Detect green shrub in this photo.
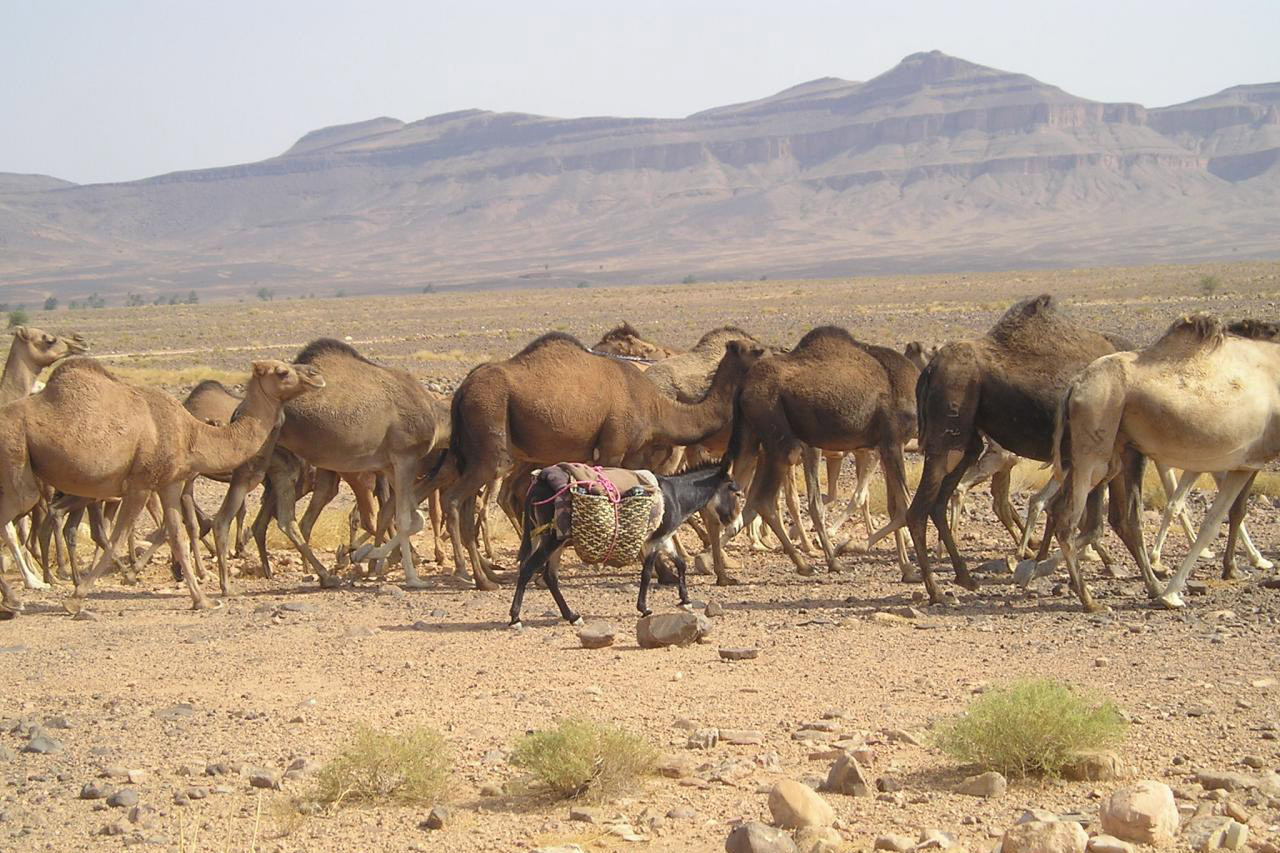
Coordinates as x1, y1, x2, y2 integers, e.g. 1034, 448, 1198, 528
1199, 274, 1221, 295
932, 679, 1126, 778
7, 309, 29, 328
511, 717, 657, 801
312, 726, 450, 808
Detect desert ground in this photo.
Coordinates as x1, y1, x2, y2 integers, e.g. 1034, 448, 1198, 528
2, 261, 1280, 853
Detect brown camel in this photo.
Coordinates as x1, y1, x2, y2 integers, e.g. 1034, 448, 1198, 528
875, 295, 1155, 605
590, 323, 677, 362
0, 358, 323, 615
0, 326, 89, 590
440, 332, 763, 588
718, 327, 919, 580
213, 339, 446, 591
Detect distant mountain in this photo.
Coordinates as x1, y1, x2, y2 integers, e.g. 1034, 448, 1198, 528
2, 50, 1277, 302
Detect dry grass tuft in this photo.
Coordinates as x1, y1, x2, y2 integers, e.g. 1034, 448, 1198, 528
510, 717, 658, 802
932, 678, 1126, 778
313, 726, 451, 809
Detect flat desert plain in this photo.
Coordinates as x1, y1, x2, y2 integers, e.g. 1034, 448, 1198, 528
2, 261, 1279, 853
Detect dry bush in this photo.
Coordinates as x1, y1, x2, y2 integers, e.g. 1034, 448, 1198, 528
932, 678, 1126, 778
511, 718, 657, 801
313, 726, 451, 809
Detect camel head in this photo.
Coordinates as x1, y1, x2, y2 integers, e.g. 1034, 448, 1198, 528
593, 323, 671, 360
251, 360, 326, 401
903, 341, 938, 370
13, 326, 90, 367
723, 339, 767, 372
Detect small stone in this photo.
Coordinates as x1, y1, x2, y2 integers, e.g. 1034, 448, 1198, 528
719, 647, 760, 661
479, 781, 502, 797
247, 770, 279, 790
884, 728, 921, 746
184, 786, 209, 800
72, 609, 98, 621
688, 728, 719, 749
577, 621, 616, 649
81, 781, 112, 800
768, 779, 835, 828
957, 771, 1007, 798
377, 584, 406, 598
22, 735, 62, 754
875, 834, 916, 852
279, 602, 317, 613
1240, 756, 1265, 769
344, 625, 378, 638
410, 620, 431, 631
1087, 835, 1134, 853
795, 825, 843, 853
153, 703, 195, 721
99, 821, 128, 836
127, 769, 147, 784
0, 744, 14, 761
1223, 800, 1249, 823
1100, 780, 1179, 845
107, 789, 139, 808
667, 805, 697, 820
1064, 751, 1125, 782
636, 611, 712, 648
569, 806, 603, 823
1196, 770, 1259, 792
979, 556, 1012, 574
657, 754, 696, 778
792, 729, 838, 743
824, 753, 870, 797
420, 805, 450, 830
1222, 820, 1248, 850
1002, 820, 1087, 853
128, 805, 157, 826
1250, 677, 1277, 688
876, 775, 903, 792
705, 601, 724, 617
1095, 656, 1110, 667
720, 729, 765, 745
726, 821, 799, 853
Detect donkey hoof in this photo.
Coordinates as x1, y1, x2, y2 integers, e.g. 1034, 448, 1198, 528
677, 602, 693, 611
508, 620, 523, 631
639, 609, 653, 618
569, 615, 584, 627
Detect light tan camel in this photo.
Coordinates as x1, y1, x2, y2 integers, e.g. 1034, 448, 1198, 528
441, 332, 763, 588
1049, 315, 1280, 610
717, 327, 918, 580
0, 326, 89, 590
214, 339, 446, 592
590, 323, 677, 362
0, 358, 323, 616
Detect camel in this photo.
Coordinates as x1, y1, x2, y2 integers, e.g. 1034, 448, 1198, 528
874, 295, 1156, 604
440, 332, 763, 589
590, 323, 676, 362
0, 326, 89, 590
718, 327, 918, 580
213, 339, 446, 592
903, 341, 938, 371
1048, 315, 1280, 610
0, 358, 323, 616
1151, 470, 1271, 573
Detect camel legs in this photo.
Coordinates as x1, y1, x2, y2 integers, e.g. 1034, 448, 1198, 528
745, 446, 816, 576
4, 521, 47, 590
801, 446, 838, 571
1157, 469, 1254, 608
784, 465, 816, 555
213, 467, 263, 590
441, 466, 502, 590
179, 479, 209, 584
1016, 477, 1059, 560
154, 482, 217, 610
267, 465, 340, 590
64, 489, 151, 611
989, 468, 1028, 547
1222, 472, 1263, 578
903, 431, 984, 603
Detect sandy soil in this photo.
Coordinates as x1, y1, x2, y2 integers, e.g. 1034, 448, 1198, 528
2, 263, 1280, 852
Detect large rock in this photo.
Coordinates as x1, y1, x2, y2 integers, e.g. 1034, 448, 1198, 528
1063, 750, 1124, 781
957, 770, 1007, 798
794, 825, 843, 853
1086, 835, 1134, 853
1194, 770, 1259, 792
1182, 816, 1249, 851
1099, 780, 1179, 846
577, 622, 616, 649
767, 780, 835, 829
1001, 820, 1087, 853
726, 821, 798, 853
636, 612, 712, 648
823, 752, 871, 796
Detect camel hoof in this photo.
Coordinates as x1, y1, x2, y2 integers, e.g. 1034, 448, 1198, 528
23, 578, 51, 591
62, 597, 84, 615
1, 599, 24, 616
318, 574, 343, 589
474, 578, 500, 592
1254, 557, 1275, 571
403, 578, 430, 590
796, 564, 816, 577
192, 598, 223, 611
957, 574, 980, 592
1156, 592, 1186, 610
899, 570, 923, 584
715, 575, 741, 587
693, 555, 714, 576
1082, 600, 1107, 614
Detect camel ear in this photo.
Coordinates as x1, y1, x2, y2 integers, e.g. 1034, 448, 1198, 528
251, 360, 273, 376
749, 345, 765, 358
13, 326, 29, 341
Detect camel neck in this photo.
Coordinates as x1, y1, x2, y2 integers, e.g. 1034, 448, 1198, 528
653, 354, 741, 446
189, 375, 281, 474
0, 345, 40, 406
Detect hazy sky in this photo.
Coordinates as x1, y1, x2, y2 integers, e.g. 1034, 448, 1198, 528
3, 0, 1276, 185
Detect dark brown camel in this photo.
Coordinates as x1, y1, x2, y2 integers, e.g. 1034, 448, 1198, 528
874, 295, 1154, 604
439, 332, 763, 588
717, 327, 919, 580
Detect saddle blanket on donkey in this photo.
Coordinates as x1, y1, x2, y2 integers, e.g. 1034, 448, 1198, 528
531, 462, 665, 567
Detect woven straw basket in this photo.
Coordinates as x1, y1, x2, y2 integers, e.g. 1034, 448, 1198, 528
570, 490, 654, 567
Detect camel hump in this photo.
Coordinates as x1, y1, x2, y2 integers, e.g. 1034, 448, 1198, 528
1153, 314, 1226, 351
188, 379, 234, 397
514, 331, 586, 358
694, 325, 757, 349
794, 325, 856, 350
46, 356, 114, 383
1227, 318, 1280, 341
293, 337, 376, 366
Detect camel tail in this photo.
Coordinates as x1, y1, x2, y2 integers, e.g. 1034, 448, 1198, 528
1052, 384, 1073, 484
914, 357, 936, 440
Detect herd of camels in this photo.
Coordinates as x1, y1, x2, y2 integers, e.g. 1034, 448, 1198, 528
1, 293, 1278, 621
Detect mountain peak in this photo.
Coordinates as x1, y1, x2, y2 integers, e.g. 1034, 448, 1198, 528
869, 50, 1004, 89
